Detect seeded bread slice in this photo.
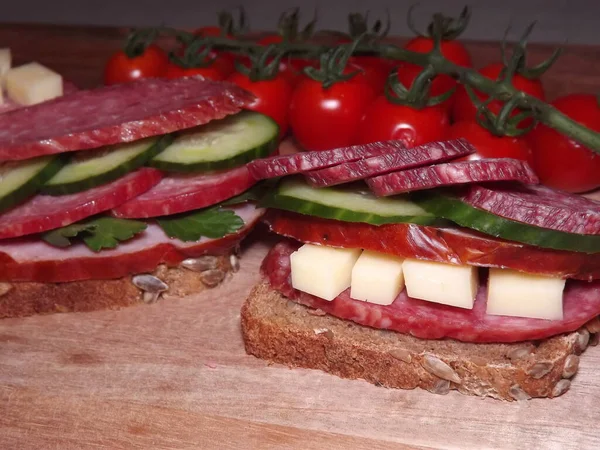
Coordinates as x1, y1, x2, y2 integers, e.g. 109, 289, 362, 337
0, 253, 237, 319
241, 281, 597, 401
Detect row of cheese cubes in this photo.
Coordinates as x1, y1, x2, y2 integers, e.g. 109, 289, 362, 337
290, 244, 565, 321
0, 48, 64, 106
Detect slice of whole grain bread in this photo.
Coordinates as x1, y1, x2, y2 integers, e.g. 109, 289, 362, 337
241, 281, 597, 401
0, 253, 237, 319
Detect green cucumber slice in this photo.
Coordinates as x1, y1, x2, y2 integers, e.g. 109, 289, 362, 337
260, 177, 438, 226
0, 155, 64, 213
413, 192, 600, 254
42, 135, 173, 195
149, 111, 279, 172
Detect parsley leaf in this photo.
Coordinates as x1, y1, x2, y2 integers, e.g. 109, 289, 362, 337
157, 207, 244, 242
220, 183, 269, 206
42, 217, 147, 252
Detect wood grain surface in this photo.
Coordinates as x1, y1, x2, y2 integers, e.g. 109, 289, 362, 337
0, 23, 599, 450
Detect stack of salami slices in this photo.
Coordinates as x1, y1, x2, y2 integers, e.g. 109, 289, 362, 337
242, 138, 600, 401
0, 77, 278, 318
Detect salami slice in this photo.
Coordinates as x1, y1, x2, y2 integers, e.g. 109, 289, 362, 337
0, 168, 162, 239
305, 139, 475, 187
111, 165, 256, 218
0, 204, 263, 283
265, 211, 600, 280
460, 184, 600, 235
247, 140, 406, 180
0, 81, 79, 115
264, 240, 600, 343
0, 77, 253, 162
368, 158, 539, 196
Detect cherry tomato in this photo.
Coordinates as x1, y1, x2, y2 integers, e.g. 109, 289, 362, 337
258, 34, 284, 46
194, 26, 229, 37
256, 34, 314, 87
447, 120, 533, 163
349, 56, 392, 94
289, 76, 376, 151
165, 64, 225, 81
356, 96, 450, 148
192, 28, 237, 77
104, 45, 169, 85
228, 72, 293, 136
398, 37, 472, 109
527, 94, 600, 193
452, 63, 545, 124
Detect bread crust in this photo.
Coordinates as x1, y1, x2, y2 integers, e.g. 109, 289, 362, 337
0, 253, 235, 319
241, 281, 595, 401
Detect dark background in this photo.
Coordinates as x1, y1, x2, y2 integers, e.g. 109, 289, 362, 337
1, 0, 599, 44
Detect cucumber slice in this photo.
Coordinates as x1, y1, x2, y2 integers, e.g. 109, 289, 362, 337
260, 177, 438, 226
0, 155, 64, 213
413, 192, 600, 254
149, 111, 279, 172
42, 135, 173, 195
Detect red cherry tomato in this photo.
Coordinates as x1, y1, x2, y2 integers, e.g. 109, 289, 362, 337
194, 26, 229, 38
289, 76, 376, 151
356, 96, 450, 148
527, 94, 600, 193
258, 34, 284, 46
227, 72, 293, 136
256, 34, 314, 87
447, 120, 533, 163
349, 56, 392, 95
452, 63, 545, 124
165, 64, 225, 81
398, 37, 472, 109
191, 28, 237, 77
104, 45, 169, 85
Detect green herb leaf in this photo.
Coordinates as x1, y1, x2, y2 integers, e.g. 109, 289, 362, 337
42, 223, 97, 248
157, 207, 245, 242
42, 217, 147, 252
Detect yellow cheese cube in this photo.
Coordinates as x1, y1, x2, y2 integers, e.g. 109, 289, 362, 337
402, 259, 478, 309
0, 48, 10, 102
350, 250, 404, 305
290, 244, 362, 301
5, 62, 63, 106
486, 269, 565, 320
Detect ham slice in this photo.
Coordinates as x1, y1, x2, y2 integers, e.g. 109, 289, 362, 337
0, 204, 264, 283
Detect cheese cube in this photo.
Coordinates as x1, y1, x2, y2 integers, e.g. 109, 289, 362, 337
5, 62, 63, 106
0, 48, 11, 82
290, 244, 362, 301
402, 259, 478, 309
486, 269, 565, 320
350, 251, 404, 305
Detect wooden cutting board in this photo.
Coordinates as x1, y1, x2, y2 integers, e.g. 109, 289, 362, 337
0, 24, 599, 450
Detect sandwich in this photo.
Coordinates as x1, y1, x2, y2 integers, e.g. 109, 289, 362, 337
241, 139, 600, 401
0, 76, 278, 318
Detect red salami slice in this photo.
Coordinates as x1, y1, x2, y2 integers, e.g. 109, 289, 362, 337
263, 241, 600, 343
0, 77, 253, 162
247, 140, 406, 180
266, 211, 600, 280
0, 168, 162, 239
305, 139, 475, 187
368, 158, 539, 196
111, 165, 256, 218
460, 184, 600, 235
0, 81, 79, 115
0, 204, 263, 283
